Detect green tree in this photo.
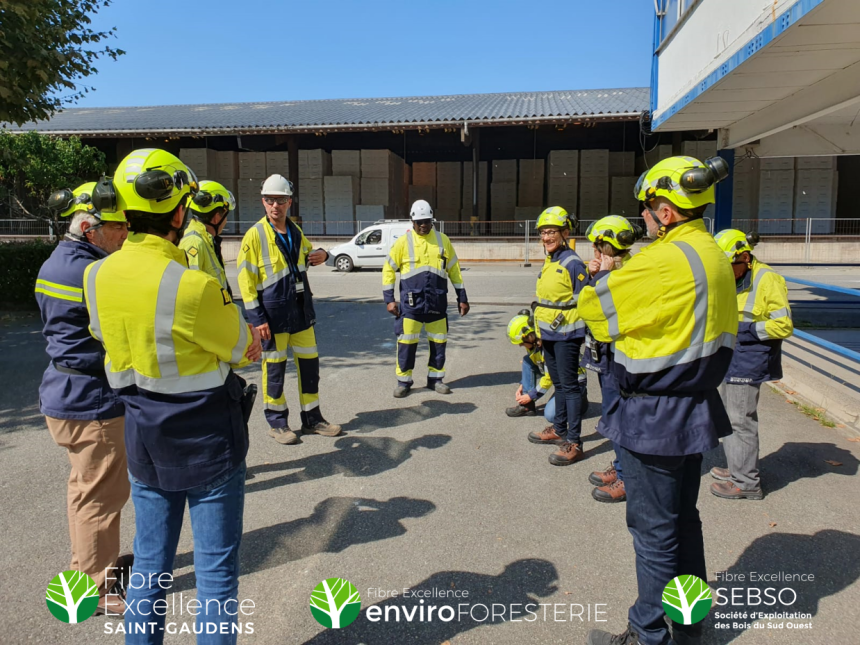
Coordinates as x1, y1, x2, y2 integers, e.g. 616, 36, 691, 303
0, 130, 106, 220
309, 578, 361, 629
46, 570, 99, 623
662, 575, 713, 625
0, 0, 125, 126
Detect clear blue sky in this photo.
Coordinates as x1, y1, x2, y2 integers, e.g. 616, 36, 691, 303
79, 0, 653, 107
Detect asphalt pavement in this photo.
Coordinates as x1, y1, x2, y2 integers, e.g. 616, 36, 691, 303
1, 264, 859, 644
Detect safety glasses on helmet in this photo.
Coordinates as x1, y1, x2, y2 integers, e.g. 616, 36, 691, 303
91, 167, 199, 213
263, 196, 290, 206
193, 189, 236, 210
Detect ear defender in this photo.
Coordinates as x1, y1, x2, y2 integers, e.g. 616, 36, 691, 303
680, 156, 730, 192
92, 176, 118, 212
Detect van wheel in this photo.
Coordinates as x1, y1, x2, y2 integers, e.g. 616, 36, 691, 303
335, 255, 354, 272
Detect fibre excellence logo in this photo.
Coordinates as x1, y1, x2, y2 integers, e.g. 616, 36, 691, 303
662, 575, 713, 625
46, 570, 99, 624
309, 578, 361, 629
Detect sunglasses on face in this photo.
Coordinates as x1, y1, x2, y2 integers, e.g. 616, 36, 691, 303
263, 196, 290, 206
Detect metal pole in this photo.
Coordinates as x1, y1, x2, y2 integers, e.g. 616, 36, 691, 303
805, 217, 812, 264
523, 221, 531, 267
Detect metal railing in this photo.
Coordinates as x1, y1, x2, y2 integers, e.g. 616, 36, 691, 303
0, 218, 63, 239
784, 277, 860, 364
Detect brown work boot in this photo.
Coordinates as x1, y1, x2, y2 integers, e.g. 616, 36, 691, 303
528, 425, 566, 445
269, 427, 300, 445
710, 466, 731, 481
588, 464, 618, 486
94, 593, 126, 617
710, 481, 763, 500
592, 479, 627, 503
549, 442, 584, 466
301, 418, 342, 437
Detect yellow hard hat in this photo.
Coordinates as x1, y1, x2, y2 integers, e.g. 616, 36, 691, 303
190, 180, 236, 217
586, 215, 641, 250
536, 206, 576, 230
92, 148, 199, 216
714, 229, 760, 260
507, 310, 535, 345
634, 155, 729, 210
47, 182, 127, 223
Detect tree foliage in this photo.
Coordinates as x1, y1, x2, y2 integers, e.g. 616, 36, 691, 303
0, 130, 107, 219
0, 0, 125, 125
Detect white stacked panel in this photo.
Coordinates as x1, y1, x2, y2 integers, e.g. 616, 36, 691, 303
491, 183, 516, 220
412, 162, 436, 187
237, 178, 263, 226
301, 178, 325, 223
579, 176, 610, 220
324, 176, 359, 224
436, 162, 461, 221
331, 150, 361, 179
299, 149, 332, 179
731, 157, 759, 222
796, 156, 835, 170
760, 157, 794, 172
239, 152, 267, 179
794, 169, 837, 234
360, 150, 405, 217
408, 185, 436, 210
265, 152, 290, 178
214, 152, 239, 181
547, 150, 579, 214
356, 205, 386, 221
514, 206, 542, 221
492, 160, 517, 184
180, 148, 217, 179
636, 144, 673, 174
610, 177, 639, 218
518, 159, 545, 208
758, 169, 794, 234
580, 150, 609, 178
609, 152, 635, 178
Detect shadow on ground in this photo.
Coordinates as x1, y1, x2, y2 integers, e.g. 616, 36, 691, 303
245, 434, 452, 493
170, 495, 436, 593
303, 559, 559, 644
702, 529, 860, 645
342, 400, 477, 433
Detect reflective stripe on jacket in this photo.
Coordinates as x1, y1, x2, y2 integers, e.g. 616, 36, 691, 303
579, 219, 738, 456
179, 218, 229, 291
382, 229, 467, 318
35, 239, 123, 420
84, 232, 252, 491
534, 247, 589, 341
725, 258, 793, 385
237, 216, 316, 334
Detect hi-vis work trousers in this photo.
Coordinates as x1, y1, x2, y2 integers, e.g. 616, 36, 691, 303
262, 327, 320, 429
395, 315, 447, 385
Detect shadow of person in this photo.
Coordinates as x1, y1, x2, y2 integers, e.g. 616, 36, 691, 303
343, 400, 477, 434
703, 529, 860, 644
170, 496, 435, 593
703, 442, 858, 495
303, 558, 559, 644
445, 371, 521, 390
245, 434, 452, 494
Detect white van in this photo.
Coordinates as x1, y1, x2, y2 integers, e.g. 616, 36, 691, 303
326, 220, 414, 272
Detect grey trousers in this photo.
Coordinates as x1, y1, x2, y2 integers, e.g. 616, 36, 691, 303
718, 382, 762, 490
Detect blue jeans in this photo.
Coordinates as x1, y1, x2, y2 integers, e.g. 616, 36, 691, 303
523, 355, 586, 425
542, 339, 583, 445
125, 462, 246, 645
619, 446, 705, 645
598, 372, 624, 482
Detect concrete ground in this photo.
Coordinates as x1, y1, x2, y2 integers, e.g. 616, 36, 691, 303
1, 264, 859, 644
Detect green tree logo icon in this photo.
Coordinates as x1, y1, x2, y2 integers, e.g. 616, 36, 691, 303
309, 578, 361, 629
662, 575, 713, 625
46, 570, 100, 623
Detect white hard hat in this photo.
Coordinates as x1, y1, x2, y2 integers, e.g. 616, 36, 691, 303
410, 199, 434, 221
261, 174, 293, 196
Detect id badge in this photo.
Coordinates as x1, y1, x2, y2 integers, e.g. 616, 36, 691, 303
408, 293, 414, 307
550, 313, 564, 331
295, 277, 305, 294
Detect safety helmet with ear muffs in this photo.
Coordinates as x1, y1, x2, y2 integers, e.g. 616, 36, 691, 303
635, 155, 729, 211
190, 180, 236, 220
586, 215, 643, 251
536, 206, 577, 232
49, 182, 128, 223
714, 228, 760, 261
93, 148, 199, 216
507, 310, 537, 346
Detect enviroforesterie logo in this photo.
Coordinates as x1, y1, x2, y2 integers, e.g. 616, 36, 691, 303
662, 575, 713, 625
46, 570, 99, 623
309, 578, 361, 629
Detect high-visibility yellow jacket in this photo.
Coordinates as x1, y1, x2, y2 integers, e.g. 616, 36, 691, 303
582, 252, 632, 375
179, 218, 229, 292
382, 229, 467, 319
725, 257, 792, 385
579, 219, 738, 455
534, 246, 589, 341
84, 232, 252, 491
237, 216, 318, 334
525, 344, 553, 402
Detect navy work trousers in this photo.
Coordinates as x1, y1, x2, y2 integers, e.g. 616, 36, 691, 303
541, 338, 583, 445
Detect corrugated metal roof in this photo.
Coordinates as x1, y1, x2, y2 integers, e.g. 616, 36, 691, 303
9, 88, 649, 135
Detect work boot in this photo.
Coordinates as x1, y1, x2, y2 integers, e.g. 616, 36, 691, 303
592, 479, 626, 503
549, 442, 584, 466
393, 384, 411, 398
528, 425, 566, 445
269, 426, 300, 445
94, 593, 127, 617
301, 418, 342, 437
710, 466, 732, 481
711, 481, 763, 500
429, 381, 452, 394
588, 464, 617, 486
587, 624, 642, 645
506, 401, 536, 417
